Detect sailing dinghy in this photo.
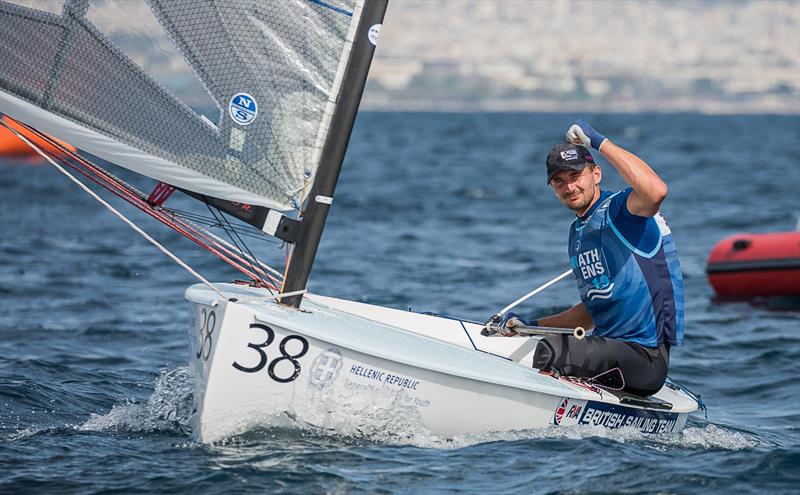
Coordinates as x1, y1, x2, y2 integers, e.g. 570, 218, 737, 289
0, 0, 702, 443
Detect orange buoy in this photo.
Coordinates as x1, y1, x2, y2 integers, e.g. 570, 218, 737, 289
706, 231, 800, 297
0, 116, 76, 157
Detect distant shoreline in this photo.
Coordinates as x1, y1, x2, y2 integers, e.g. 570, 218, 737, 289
361, 97, 800, 116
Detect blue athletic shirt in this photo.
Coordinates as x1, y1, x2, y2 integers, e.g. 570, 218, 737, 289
568, 188, 684, 347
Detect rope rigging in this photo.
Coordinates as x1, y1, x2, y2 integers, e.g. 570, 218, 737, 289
1, 116, 285, 292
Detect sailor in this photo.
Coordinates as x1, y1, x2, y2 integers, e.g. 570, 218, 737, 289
501, 120, 684, 396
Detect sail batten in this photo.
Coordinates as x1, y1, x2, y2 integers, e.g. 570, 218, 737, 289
0, 0, 365, 210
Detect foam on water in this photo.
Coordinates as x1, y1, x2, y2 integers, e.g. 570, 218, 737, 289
75, 366, 764, 453
79, 367, 194, 435
4, 426, 50, 443
357, 420, 765, 451
404, 422, 766, 451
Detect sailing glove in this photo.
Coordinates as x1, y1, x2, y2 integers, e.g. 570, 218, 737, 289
499, 311, 538, 330
567, 119, 607, 150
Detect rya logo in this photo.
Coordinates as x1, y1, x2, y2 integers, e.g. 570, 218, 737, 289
553, 398, 569, 425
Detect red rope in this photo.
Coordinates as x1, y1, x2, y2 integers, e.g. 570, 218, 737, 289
14, 120, 280, 290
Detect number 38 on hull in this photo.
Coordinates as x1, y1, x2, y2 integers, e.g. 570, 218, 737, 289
187, 283, 701, 444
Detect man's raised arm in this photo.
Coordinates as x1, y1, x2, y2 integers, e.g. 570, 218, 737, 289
567, 119, 668, 217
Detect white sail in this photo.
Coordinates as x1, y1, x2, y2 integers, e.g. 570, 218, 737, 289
0, 0, 363, 210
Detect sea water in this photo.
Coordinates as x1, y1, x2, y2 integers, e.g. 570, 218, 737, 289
1, 112, 798, 494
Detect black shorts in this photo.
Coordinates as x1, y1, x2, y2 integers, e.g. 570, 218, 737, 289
533, 335, 670, 397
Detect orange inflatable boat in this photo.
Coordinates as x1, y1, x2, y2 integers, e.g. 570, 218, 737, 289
707, 231, 800, 297
0, 116, 76, 157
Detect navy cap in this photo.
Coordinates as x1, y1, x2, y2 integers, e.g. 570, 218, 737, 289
545, 143, 595, 184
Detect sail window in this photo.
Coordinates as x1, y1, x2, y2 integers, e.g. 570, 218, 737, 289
0, 0, 364, 212
4, 0, 62, 15
85, 0, 220, 126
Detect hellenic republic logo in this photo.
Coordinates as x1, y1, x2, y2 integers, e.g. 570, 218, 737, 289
309, 348, 343, 389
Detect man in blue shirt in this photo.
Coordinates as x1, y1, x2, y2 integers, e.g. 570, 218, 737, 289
502, 120, 684, 396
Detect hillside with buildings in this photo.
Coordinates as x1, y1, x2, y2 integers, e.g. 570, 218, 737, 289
366, 0, 800, 113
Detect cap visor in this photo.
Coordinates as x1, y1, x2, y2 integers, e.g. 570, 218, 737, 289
546, 162, 589, 184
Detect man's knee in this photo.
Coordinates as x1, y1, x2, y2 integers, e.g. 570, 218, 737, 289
532, 335, 562, 370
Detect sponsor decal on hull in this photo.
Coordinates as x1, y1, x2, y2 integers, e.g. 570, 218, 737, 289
348, 364, 420, 390
578, 401, 679, 433
343, 362, 431, 409
552, 398, 584, 426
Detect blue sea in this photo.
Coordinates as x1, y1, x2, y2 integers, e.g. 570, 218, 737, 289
1, 112, 799, 494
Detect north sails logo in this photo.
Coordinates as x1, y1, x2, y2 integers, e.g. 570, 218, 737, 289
228, 92, 258, 125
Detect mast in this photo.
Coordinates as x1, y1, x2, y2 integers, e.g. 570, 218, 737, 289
280, 0, 389, 308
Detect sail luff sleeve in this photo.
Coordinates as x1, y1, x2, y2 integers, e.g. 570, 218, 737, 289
280, 0, 388, 308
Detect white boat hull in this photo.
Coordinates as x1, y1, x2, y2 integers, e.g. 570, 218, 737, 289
187, 283, 698, 443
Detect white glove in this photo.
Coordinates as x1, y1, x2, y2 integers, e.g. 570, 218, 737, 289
566, 119, 607, 150
566, 124, 591, 147
498, 316, 522, 336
